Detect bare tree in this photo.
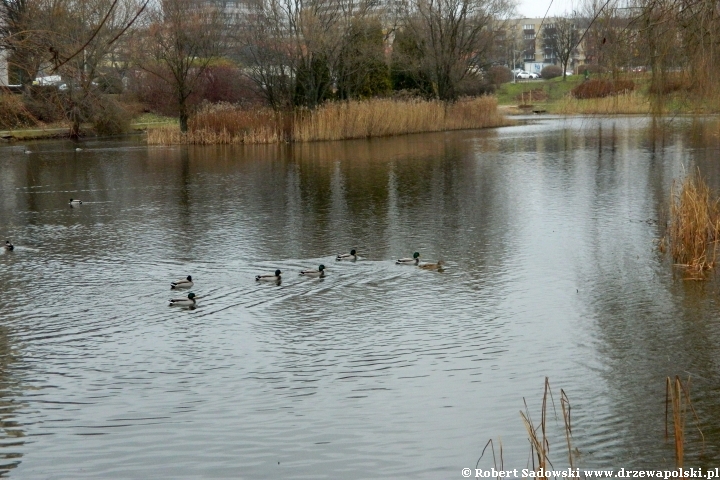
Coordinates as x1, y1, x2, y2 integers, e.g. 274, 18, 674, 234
240, 0, 392, 108
401, 0, 513, 101
137, 0, 227, 131
543, 15, 581, 80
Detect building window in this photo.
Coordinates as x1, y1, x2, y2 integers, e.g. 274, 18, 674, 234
523, 24, 534, 30
524, 33, 535, 40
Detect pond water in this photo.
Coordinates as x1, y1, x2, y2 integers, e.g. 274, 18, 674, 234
1, 116, 719, 478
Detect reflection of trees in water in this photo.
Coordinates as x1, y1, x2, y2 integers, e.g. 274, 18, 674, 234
576, 118, 720, 467
0, 325, 25, 475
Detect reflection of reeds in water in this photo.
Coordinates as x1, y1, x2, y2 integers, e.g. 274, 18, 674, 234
147, 97, 509, 145
665, 376, 704, 468
663, 170, 720, 278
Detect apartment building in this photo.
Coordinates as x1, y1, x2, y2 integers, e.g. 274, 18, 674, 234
499, 18, 586, 75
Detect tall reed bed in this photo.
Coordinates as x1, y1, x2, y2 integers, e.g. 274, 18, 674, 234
663, 170, 720, 277
553, 91, 650, 115
146, 97, 509, 145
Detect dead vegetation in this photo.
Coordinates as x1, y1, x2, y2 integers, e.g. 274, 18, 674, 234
662, 169, 720, 278
147, 97, 509, 145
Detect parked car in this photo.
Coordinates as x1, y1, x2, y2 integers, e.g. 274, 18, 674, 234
517, 71, 540, 79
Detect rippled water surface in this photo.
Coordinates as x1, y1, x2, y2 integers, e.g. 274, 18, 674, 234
1, 116, 720, 478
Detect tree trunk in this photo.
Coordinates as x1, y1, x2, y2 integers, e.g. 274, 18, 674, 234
70, 105, 81, 140
179, 101, 188, 133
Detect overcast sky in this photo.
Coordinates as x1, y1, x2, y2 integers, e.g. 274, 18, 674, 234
515, 0, 578, 18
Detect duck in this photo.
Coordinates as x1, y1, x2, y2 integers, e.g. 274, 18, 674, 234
418, 260, 445, 270
69, 198, 82, 205
256, 269, 282, 282
396, 252, 420, 265
171, 275, 193, 289
336, 249, 357, 261
300, 265, 325, 278
75, 147, 83, 152
4, 240, 13, 251
23, 149, 31, 154
169, 292, 197, 306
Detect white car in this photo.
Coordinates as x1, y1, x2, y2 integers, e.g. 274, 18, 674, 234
516, 71, 539, 79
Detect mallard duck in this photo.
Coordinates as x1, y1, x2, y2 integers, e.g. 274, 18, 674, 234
4, 240, 14, 251
336, 249, 357, 261
256, 269, 282, 282
418, 260, 445, 270
169, 292, 197, 306
69, 198, 82, 205
396, 252, 420, 265
300, 265, 325, 278
171, 275, 193, 289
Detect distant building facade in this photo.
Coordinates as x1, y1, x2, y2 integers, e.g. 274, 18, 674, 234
498, 18, 586, 74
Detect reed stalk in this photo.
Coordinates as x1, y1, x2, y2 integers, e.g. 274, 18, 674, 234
146, 97, 509, 145
665, 169, 720, 278
665, 376, 704, 467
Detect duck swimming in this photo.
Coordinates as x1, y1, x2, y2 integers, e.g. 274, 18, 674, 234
300, 265, 325, 278
418, 260, 445, 270
336, 249, 357, 261
256, 269, 282, 282
69, 198, 82, 205
4, 240, 13, 251
396, 252, 420, 265
171, 275, 193, 289
169, 292, 197, 306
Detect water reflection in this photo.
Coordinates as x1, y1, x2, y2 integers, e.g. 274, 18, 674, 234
1, 119, 720, 477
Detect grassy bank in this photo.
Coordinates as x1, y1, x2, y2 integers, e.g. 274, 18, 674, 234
497, 73, 720, 115
146, 97, 510, 145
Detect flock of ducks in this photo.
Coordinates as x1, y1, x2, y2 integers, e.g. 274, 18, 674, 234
168, 250, 445, 308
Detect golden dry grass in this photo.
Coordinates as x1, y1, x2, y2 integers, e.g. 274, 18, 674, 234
664, 170, 720, 277
146, 97, 509, 145
553, 91, 650, 115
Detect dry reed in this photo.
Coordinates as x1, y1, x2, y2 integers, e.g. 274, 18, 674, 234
665, 376, 704, 467
553, 92, 650, 115
518, 378, 577, 478
146, 97, 509, 145
665, 169, 720, 277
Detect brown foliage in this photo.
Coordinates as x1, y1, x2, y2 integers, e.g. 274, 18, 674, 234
648, 75, 690, 95
0, 93, 38, 129
127, 67, 262, 116
487, 66, 513, 85
540, 65, 563, 79
572, 79, 634, 99
575, 64, 606, 75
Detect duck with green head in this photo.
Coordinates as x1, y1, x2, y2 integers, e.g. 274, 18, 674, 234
256, 269, 282, 282
169, 292, 197, 306
300, 265, 325, 278
396, 252, 420, 265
